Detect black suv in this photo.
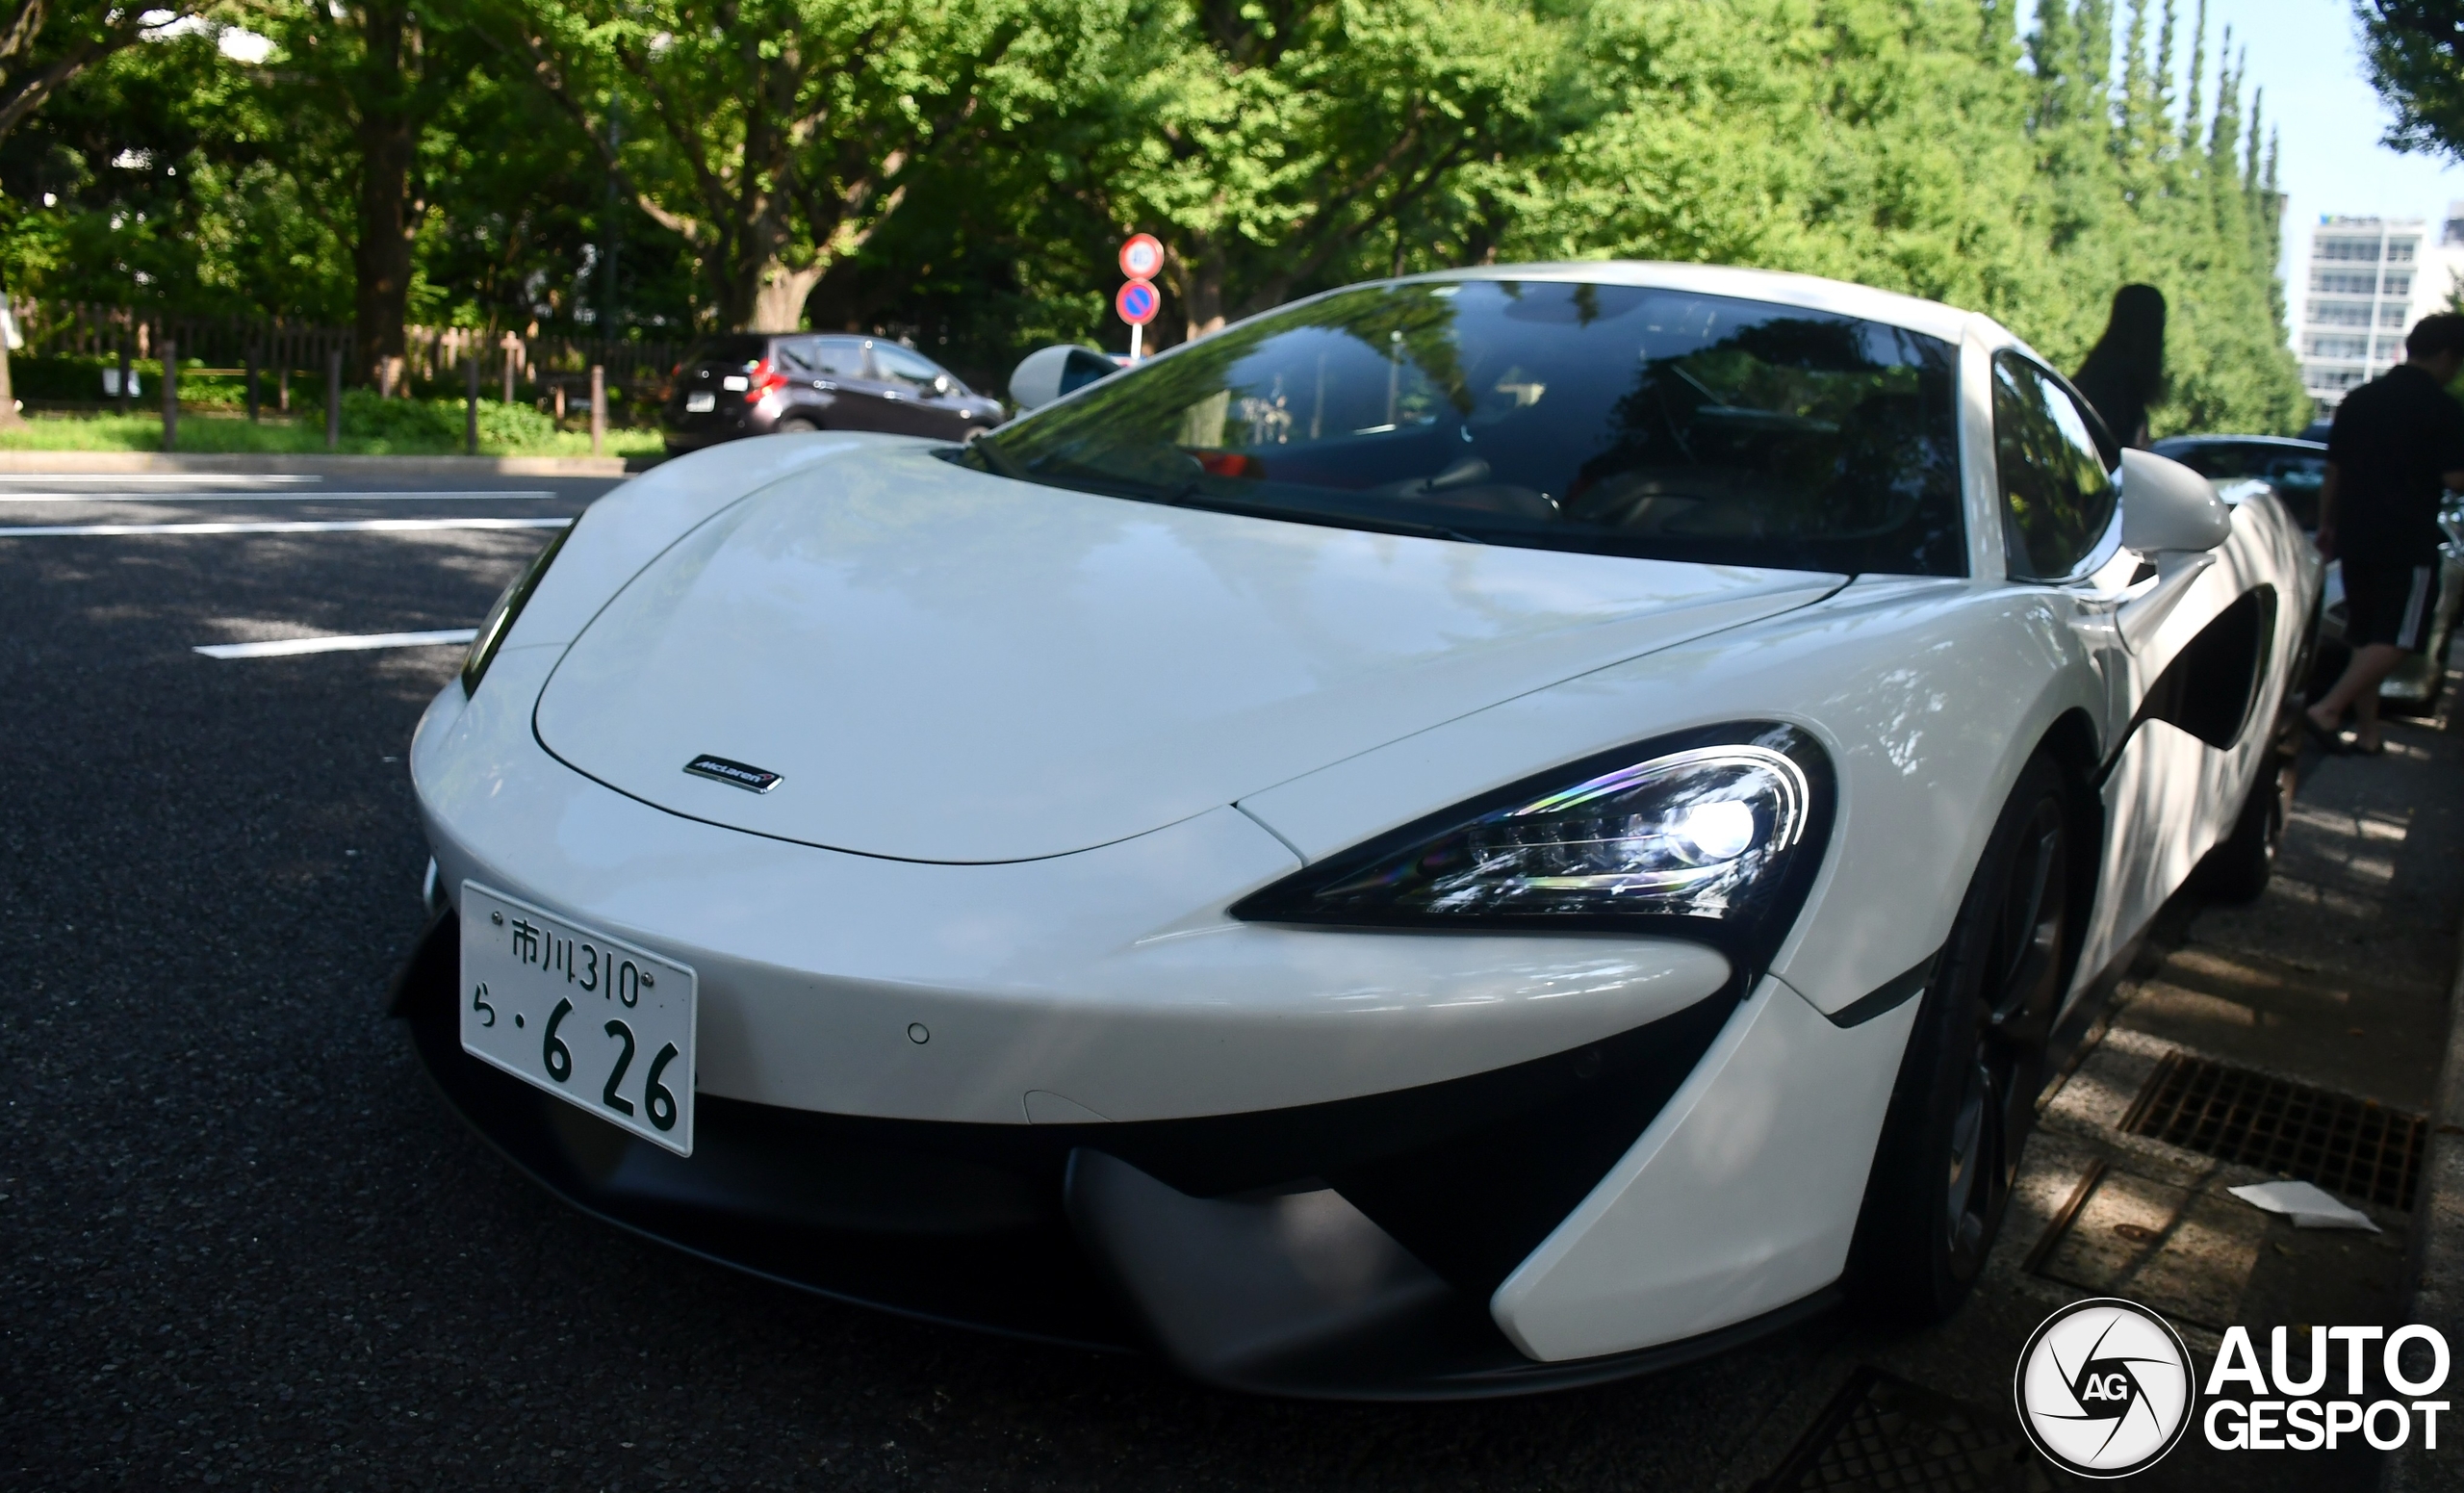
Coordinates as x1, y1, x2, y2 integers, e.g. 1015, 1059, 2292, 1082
664, 334, 1005, 453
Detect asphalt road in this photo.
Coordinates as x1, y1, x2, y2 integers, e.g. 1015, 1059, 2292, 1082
0, 468, 1861, 1492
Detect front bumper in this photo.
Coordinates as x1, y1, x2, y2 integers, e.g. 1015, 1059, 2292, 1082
393, 909, 1835, 1398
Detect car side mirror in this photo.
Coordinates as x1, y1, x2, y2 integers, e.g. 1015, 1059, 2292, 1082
1009, 345, 1117, 411
2118, 449, 2233, 553
931, 373, 952, 396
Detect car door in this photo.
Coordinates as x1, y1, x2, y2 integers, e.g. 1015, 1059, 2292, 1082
781, 337, 895, 431
1991, 352, 2269, 986
868, 343, 980, 438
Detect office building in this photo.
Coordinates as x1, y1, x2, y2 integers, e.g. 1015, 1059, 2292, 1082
2297, 207, 2464, 410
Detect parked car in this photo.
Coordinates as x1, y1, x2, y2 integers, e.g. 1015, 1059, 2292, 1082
399, 263, 2319, 1399
2153, 432, 2460, 712
662, 333, 1004, 453
2148, 434, 2325, 528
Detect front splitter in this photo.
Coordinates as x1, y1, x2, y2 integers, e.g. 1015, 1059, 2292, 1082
392, 909, 1835, 1398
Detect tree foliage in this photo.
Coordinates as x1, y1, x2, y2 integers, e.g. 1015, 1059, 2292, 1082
2360, 0, 2464, 160
0, 0, 2307, 431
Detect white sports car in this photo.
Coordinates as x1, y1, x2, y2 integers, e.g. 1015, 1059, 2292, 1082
394, 263, 2319, 1399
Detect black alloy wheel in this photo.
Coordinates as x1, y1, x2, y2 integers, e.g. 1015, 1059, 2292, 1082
1852, 751, 2077, 1322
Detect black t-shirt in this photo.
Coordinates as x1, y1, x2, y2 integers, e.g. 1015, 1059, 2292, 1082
2325, 363, 2464, 565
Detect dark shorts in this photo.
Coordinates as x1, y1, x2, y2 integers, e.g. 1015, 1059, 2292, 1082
2343, 560, 2440, 652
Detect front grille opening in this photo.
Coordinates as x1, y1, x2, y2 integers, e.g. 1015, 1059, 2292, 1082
2118, 1051, 2426, 1211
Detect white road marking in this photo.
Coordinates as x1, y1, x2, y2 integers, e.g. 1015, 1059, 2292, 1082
194, 628, 478, 659
0, 500, 559, 512
0, 473, 323, 485
0, 516, 572, 536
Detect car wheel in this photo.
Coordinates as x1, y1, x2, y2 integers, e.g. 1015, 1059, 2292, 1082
776, 416, 820, 434
1850, 751, 2077, 1323
2197, 751, 2291, 903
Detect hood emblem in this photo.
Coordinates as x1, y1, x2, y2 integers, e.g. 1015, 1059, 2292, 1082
684, 755, 783, 793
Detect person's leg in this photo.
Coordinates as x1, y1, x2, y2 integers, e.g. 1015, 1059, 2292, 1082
2313, 561, 2430, 749
2311, 641, 2406, 748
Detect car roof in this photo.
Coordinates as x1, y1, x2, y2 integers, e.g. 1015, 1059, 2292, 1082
1404, 261, 1987, 345
2150, 434, 2327, 452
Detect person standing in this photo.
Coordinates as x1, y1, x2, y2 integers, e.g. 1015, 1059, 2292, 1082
2072, 285, 2168, 449
2307, 312, 2464, 755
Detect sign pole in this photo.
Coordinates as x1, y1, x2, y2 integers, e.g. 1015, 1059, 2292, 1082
1130, 323, 1142, 363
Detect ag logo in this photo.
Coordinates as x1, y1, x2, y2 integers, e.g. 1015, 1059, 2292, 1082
2015, 1298, 2195, 1477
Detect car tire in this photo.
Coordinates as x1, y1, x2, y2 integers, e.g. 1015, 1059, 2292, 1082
2196, 751, 2291, 904
1849, 751, 2079, 1324
776, 416, 820, 434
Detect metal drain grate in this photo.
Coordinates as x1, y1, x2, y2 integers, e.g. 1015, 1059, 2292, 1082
2118, 1051, 2425, 1210
1755, 1368, 2066, 1491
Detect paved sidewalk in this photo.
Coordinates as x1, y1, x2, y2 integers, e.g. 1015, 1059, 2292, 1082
0, 450, 641, 476
1728, 649, 2464, 1491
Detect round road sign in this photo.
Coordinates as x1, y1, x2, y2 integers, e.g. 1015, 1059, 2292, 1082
1116, 279, 1160, 325
1119, 233, 1165, 280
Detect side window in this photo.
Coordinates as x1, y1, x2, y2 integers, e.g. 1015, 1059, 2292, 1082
1992, 351, 2118, 580
872, 343, 951, 392
806, 339, 867, 377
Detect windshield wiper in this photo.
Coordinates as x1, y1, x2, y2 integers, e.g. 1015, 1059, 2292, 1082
969, 435, 1029, 480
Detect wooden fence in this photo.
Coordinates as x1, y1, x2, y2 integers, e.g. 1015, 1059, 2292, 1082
13, 301, 691, 394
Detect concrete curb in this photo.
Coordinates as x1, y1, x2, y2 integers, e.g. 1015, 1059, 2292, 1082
0, 450, 644, 476
2387, 925, 2464, 1493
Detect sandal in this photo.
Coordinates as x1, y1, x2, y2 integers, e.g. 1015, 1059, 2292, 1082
2301, 713, 2350, 754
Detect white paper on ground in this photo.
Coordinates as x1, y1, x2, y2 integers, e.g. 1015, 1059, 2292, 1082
2227, 1180, 2382, 1232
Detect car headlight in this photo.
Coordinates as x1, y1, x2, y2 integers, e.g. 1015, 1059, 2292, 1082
1231, 722, 1833, 964
461, 521, 573, 696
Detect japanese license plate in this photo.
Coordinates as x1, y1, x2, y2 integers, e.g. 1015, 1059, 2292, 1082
460, 882, 697, 1156
685, 391, 716, 413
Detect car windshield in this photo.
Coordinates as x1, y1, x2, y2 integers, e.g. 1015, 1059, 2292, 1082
2158, 441, 2327, 527
970, 279, 1965, 575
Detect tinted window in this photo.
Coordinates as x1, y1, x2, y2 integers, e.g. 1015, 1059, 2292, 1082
873, 343, 952, 390
684, 335, 768, 368
1992, 352, 2118, 579
781, 338, 866, 377
972, 280, 1964, 575
808, 340, 867, 376
2158, 441, 2327, 527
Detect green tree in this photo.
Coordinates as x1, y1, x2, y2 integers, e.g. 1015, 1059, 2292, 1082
1076, 0, 1566, 341
0, 0, 208, 418
2359, 0, 2464, 160
0, 20, 350, 321
241, 0, 490, 373
494, 0, 1118, 331
1495, 0, 2302, 433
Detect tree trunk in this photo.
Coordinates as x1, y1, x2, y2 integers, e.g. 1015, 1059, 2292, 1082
1175, 245, 1226, 343
746, 258, 826, 332
0, 321, 21, 428
352, 0, 417, 384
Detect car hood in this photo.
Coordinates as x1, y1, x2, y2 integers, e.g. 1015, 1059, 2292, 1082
534, 443, 1845, 863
